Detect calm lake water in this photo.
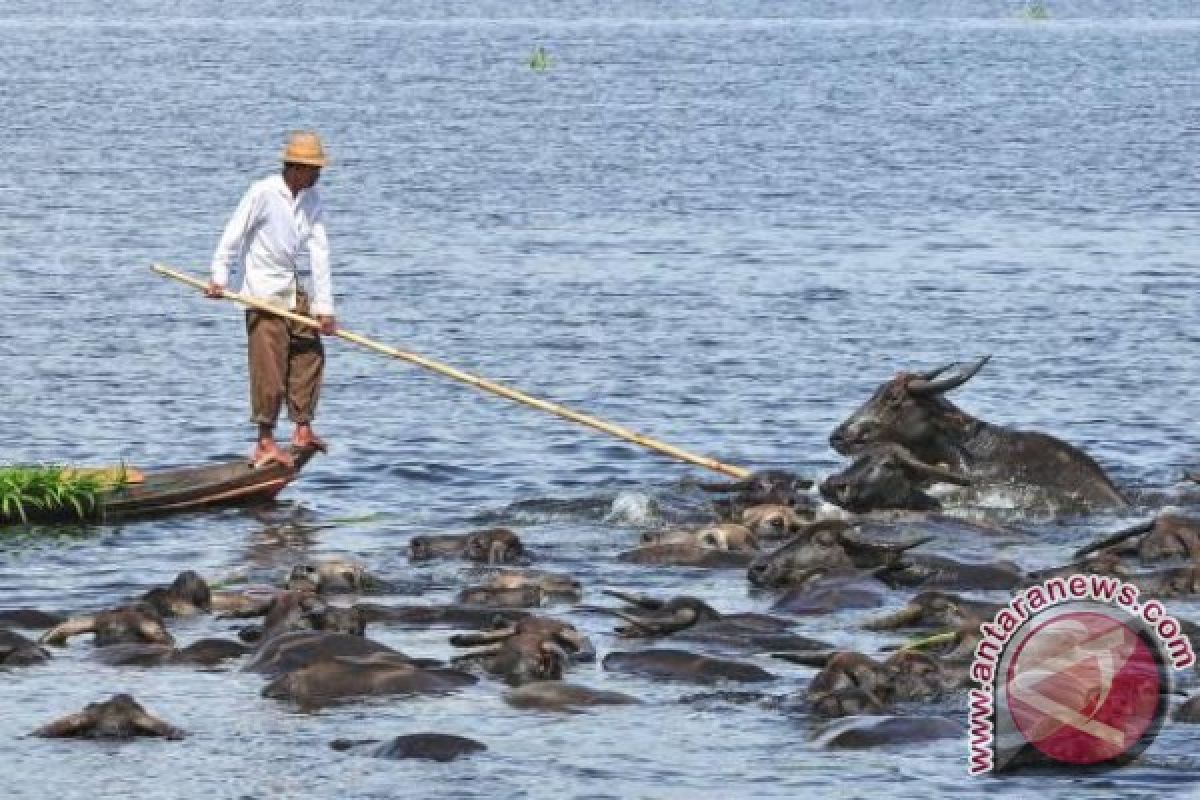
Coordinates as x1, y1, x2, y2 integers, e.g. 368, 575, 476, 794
2, 3, 1200, 798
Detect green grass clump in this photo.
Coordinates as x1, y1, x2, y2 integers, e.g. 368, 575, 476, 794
0, 465, 125, 525
1022, 2, 1050, 19
529, 46, 550, 72
899, 630, 961, 652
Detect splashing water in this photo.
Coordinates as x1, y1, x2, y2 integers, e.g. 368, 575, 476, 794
605, 491, 660, 526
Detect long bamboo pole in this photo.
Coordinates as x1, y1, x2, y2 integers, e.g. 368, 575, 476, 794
152, 264, 753, 480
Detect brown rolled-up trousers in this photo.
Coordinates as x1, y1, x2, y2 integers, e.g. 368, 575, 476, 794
245, 292, 324, 427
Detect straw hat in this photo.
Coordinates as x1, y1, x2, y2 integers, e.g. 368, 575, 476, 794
281, 131, 328, 168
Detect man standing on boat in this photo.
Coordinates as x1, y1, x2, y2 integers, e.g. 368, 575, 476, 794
205, 131, 336, 469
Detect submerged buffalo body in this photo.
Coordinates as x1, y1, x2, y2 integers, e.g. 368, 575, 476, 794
32, 694, 184, 740
262, 657, 477, 707
505, 682, 640, 711
0, 629, 51, 666
41, 606, 174, 648
602, 649, 776, 684
332, 734, 486, 762
409, 529, 528, 564
828, 357, 1127, 509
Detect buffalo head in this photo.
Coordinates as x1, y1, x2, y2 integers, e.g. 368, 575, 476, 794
465, 529, 527, 564
819, 445, 971, 512
746, 520, 931, 588
829, 356, 990, 464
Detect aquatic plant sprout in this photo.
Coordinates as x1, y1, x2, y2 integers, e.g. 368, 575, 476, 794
529, 46, 549, 71
1022, 1, 1050, 19
0, 465, 127, 524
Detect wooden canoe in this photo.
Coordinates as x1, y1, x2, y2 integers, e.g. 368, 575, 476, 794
3, 447, 317, 525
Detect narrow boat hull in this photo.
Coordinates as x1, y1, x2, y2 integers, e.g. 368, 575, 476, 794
3, 448, 316, 525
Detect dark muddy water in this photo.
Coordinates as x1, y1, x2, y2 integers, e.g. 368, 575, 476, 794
2, 3, 1200, 799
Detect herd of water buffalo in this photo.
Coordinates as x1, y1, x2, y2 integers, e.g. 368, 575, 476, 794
5, 356, 1200, 759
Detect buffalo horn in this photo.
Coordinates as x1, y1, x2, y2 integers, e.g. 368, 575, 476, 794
908, 355, 991, 396
449, 626, 514, 648
862, 603, 927, 631
693, 479, 752, 493
841, 534, 934, 566
601, 589, 663, 611
770, 650, 835, 667
891, 447, 972, 486
449, 645, 502, 665
540, 640, 571, 663
916, 362, 956, 381
1072, 518, 1157, 560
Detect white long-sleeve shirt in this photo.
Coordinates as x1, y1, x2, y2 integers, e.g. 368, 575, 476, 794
210, 174, 334, 315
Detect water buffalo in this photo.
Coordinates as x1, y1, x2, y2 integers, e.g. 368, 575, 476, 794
1032, 551, 1200, 599
505, 682, 640, 712
804, 650, 948, 717
1026, 550, 1127, 584
679, 689, 786, 712
602, 649, 776, 684
332, 734, 486, 762
450, 615, 592, 684
32, 694, 184, 740
451, 633, 571, 686
250, 591, 367, 643
819, 444, 971, 513
804, 687, 888, 718
409, 528, 527, 564
618, 542, 756, 569
456, 585, 545, 608
739, 505, 809, 540
1138, 565, 1200, 598
210, 586, 279, 617
1021, 552, 1200, 599
450, 615, 592, 657
696, 470, 815, 515
747, 520, 930, 588
247, 631, 421, 678
769, 570, 888, 615
601, 591, 830, 651
879, 554, 1024, 591
262, 656, 477, 708
1074, 514, 1200, 564
640, 524, 759, 551
864, 591, 1002, 632
0, 609, 64, 629
1175, 694, 1200, 723
0, 628, 51, 666
829, 356, 1127, 509
813, 715, 964, 749
477, 570, 583, 603
696, 472, 816, 510
602, 590, 783, 634
40, 605, 174, 648
94, 639, 252, 668
605, 594, 722, 637
354, 603, 529, 629
138, 571, 212, 617
284, 559, 377, 594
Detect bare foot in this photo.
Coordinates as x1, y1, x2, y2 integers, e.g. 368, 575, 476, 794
250, 443, 295, 470
291, 426, 329, 453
